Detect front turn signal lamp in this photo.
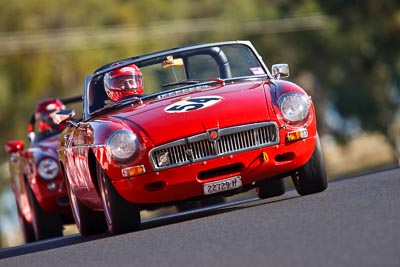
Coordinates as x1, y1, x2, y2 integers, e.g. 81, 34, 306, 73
286, 129, 308, 142
122, 165, 146, 178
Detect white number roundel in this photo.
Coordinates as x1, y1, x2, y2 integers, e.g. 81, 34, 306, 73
164, 96, 222, 113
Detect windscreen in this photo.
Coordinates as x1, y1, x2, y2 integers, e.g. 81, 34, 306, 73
87, 43, 266, 115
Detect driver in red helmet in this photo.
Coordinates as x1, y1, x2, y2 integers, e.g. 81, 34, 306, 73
34, 98, 65, 132
104, 63, 144, 102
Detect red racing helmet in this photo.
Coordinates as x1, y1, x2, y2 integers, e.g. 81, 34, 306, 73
104, 63, 144, 102
34, 98, 65, 132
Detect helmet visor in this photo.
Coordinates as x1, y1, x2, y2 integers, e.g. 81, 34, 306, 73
111, 75, 143, 90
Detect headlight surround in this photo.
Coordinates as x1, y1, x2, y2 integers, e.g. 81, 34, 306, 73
278, 92, 310, 123
37, 158, 59, 180
106, 130, 140, 162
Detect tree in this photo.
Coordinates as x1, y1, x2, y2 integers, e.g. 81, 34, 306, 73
313, 1, 400, 140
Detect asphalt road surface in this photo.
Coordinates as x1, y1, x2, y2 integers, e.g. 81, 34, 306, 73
1, 168, 399, 267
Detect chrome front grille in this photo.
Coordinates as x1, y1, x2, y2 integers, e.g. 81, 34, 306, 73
150, 122, 279, 170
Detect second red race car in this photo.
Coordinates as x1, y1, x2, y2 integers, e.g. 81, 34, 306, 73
5, 96, 81, 242
55, 40, 328, 236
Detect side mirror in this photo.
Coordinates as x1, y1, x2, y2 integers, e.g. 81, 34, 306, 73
271, 64, 289, 79
5, 140, 24, 154
54, 109, 76, 125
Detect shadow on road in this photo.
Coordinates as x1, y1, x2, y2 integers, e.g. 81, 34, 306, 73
0, 191, 299, 260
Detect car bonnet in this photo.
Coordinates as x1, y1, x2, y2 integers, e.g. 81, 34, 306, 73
108, 81, 272, 146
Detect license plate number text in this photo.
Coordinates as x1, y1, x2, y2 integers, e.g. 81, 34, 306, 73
203, 176, 242, 195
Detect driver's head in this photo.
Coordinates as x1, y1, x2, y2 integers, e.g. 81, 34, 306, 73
34, 98, 65, 132
104, 63, 144, 102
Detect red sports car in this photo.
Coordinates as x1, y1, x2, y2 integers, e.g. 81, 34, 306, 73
55, 40, 328, 236
5, 96, 81, 242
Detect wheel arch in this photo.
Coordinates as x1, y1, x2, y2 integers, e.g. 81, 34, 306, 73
88, 148, 101, 196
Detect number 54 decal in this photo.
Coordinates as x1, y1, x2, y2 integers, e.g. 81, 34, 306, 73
164, 96, 222, 113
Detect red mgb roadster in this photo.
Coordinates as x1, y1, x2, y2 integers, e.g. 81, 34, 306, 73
55, 40, 328, 236
5, 96, 81, 242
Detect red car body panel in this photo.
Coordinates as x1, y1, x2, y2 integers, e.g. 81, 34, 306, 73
27, 136, 70, 212
61, 80, 316, 208
112, 136, 316, 204
115, 81, 272, 145
7, 135, 70, 222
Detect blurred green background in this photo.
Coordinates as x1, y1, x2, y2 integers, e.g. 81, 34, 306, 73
1, 0, 399, 247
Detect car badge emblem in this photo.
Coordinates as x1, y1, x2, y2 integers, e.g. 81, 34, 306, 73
208, 130, 219, 141
157, 152, 170, 166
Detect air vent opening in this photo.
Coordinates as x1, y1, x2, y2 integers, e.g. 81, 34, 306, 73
145, 181, 167, 192
275, 152, 295, 162
198, 163, 243, 181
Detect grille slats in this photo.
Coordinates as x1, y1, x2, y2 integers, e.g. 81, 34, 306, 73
151, 122, 279, 170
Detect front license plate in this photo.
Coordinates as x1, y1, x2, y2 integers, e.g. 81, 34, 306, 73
203, 176, 242, 195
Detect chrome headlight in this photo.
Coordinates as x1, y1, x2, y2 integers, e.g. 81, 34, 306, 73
106, 130, 140, 161
38, 158, 59, 180
279, 93, 310, 123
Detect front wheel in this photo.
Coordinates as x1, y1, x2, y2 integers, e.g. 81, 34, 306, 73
97, 162, 141, 235
257, 178, 286, 199
16, 203, 35, 243
291, 134, 328, 196
25, 182, 63, 240
65, 173, 107, 236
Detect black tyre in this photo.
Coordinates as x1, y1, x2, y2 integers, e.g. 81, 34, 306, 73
291, 134, 328, 196
257, 178, 286, 199
65, 174, 107, 236
16, 204, 35, 243
25, 183, 63, 240
97, 163, 141, 235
